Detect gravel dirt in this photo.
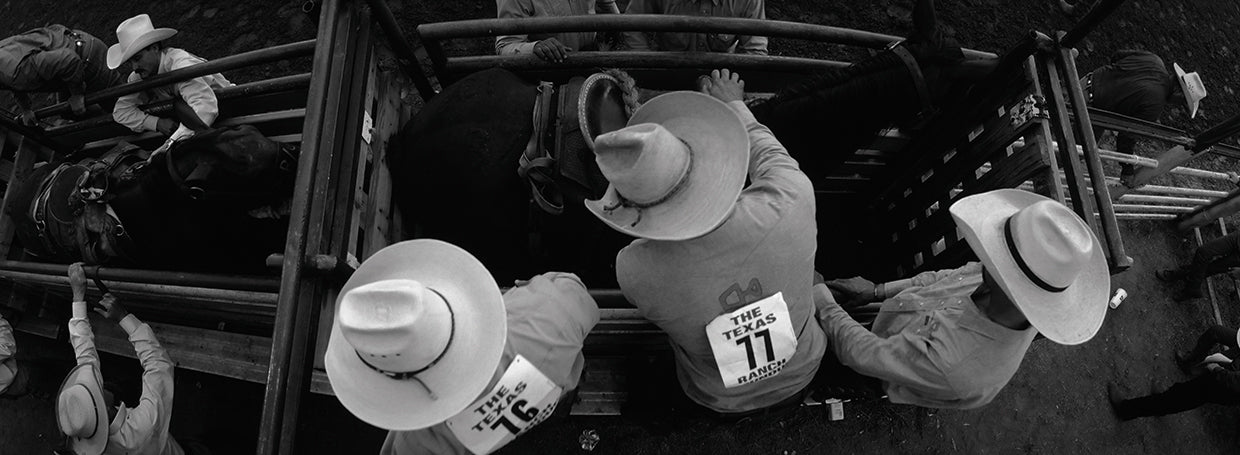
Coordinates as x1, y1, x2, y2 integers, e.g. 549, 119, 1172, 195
1, 1, 1238, 454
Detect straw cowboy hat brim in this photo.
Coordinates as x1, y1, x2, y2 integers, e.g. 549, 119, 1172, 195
1174, 63, 1207, 119
56, 363, 108, 455
950, 189, 1109, 345
325, 239, 507, 431
106, 28, 177, 70
585, 91, 749, 241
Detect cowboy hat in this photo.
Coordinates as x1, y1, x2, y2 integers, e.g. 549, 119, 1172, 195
325, 239, 507, 431
578, 71, 636, 151
1174, 63, 1207, 119
107, 14, 178, 70
585, 91, 749, 241
950, 189, 1109, 345
56, 363, 108, 455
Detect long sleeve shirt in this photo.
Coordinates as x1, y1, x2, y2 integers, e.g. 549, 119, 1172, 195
67, 302, 184, 455
814, 262, 1038, 409
495, 0, 620, 56
615, 101, 825, 413
112, 47, 233, 142
0, 314, 15, 394
380, 272, 600, 455
0, 25, 94, 92
623, 0, 768, 55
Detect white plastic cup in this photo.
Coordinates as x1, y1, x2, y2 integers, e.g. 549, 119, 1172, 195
1109, 288, 1127, 309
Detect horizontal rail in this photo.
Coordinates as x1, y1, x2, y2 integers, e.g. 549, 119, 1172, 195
33, 40, 317, 120
0, 260, 280, 292
1111, 203, 1195, 213
417, 15, 997, 59
1115, 213, 1177, 220
1118, 194, 1211, 205
44, 73, 313, 137
446, 52, 849, 73
1087, 107, 1240, 159
0, 269, 277, 305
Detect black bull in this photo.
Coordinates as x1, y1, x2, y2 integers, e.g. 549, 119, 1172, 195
389, 44, 992, 287
7, 125, 296, 272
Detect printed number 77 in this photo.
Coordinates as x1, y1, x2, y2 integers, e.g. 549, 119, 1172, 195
735, 328, 775, 370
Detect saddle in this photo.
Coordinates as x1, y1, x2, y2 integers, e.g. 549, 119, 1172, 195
518, 70, 637, 215
28, 143, 147, 263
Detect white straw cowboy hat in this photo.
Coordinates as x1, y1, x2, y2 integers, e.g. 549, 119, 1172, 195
1174, 63, 1207, 119
325, 239, 507, 431
585, 91, 749, 241
107, 14, 178, 70
56, 363, 108, 455
950, 189, 1109, 345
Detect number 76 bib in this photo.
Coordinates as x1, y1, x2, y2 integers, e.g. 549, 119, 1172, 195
705, 292, 798, 389
446, 355, 562, 454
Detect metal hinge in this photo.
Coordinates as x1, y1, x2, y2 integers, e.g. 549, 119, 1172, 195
1010, 94, 1048, 127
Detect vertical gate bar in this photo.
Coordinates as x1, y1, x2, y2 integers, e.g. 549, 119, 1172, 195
363, 0, 437, 99
1059, 0, 1128, 49
256, 0, 342, 452
1039, 54, 1097, 231
1057, 40, 1130, 270
1023, 56, 1066, 204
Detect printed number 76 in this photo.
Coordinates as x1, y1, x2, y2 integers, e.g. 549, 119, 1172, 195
735, 329, 775, 370
489, 399, 539, 434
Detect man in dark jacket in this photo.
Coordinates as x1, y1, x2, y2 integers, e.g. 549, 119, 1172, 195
1109, 325, 1240, 420
1084, 50, 1178, 183
0, 25, 127, 125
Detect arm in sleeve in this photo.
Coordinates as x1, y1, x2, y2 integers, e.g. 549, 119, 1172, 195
112, 73, 158, 133
728, 100, 807, 185
495, 0, 539, 56
109, 315, 175, 451
24, 49, 87, 88
735, 0, 768, 55
621, 0, 652, 51
0, 315, 14, 361
68, 301, 100, 367
596, 0, 620, 14
169, 75, 221, 140
814, 285, 952, 393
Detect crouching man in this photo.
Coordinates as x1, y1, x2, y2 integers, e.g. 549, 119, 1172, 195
818, 189, 1110, 409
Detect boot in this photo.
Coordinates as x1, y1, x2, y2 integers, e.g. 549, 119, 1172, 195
1155, 268, 1186, 282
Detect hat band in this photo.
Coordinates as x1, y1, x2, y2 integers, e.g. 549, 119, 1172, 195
353, 287, 456, 399
1003, 217, 1068, 293
603, 139, 695, 227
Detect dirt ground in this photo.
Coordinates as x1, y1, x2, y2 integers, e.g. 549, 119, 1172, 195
2, 1, 1240, 454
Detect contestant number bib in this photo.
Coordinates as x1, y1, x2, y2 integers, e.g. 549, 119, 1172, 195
705, 292, 798, 389
446, 355, 562, 454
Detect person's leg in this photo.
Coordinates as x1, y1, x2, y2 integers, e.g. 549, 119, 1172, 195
1113, 375, 1213, 420
1181, 232, 1240, 298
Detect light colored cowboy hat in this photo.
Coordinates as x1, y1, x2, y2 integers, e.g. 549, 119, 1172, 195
107, 14, 178, 70
585, 91, 749, 241
325, 239, 507, 431
1174, 63, 1207, 119
56, 363, 108, 455
950, 189, 1109, 345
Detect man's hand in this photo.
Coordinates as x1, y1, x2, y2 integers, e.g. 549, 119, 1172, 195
825, 276, 876, 309
532, 38, 570, 63
68, 94, 87, 116
68, 262, 88, 301
17, 109, 38, 127
93, 293, 129, 323
155, 118, 179, 136
697, 69, 745, 104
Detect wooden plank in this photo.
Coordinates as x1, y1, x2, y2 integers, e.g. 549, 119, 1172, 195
362, 69, 402, 258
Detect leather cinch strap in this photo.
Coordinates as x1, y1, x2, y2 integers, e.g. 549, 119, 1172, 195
518, 81, 564, 215
890, 44, 934, 116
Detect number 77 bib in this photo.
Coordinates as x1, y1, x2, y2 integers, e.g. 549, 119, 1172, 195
705, 292, 798, 389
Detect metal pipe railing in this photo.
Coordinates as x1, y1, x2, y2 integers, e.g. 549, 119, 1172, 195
445, 52, 849, 74
1178, 187, 1240, 231
416, 15, 998, 59
363, 0, 437, 99
33, 40, 316, 120
1191, 112, 1240, 154
1060, 0, 1128, 48
257, 6, 340, 455
0, 260, 280, 292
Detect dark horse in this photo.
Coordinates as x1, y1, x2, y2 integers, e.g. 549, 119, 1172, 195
390, 0, 995, 287
7, 125, 296, 272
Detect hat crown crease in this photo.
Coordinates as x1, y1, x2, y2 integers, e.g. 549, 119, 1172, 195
1009, 201, 1091, 290
594, 123, 692, 206
339, 279, 452, 373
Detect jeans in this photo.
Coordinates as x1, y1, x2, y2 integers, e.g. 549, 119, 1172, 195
1185, 325, 1240, 364
1115, 371, 1240, 419
1176, 232, 1240, 296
